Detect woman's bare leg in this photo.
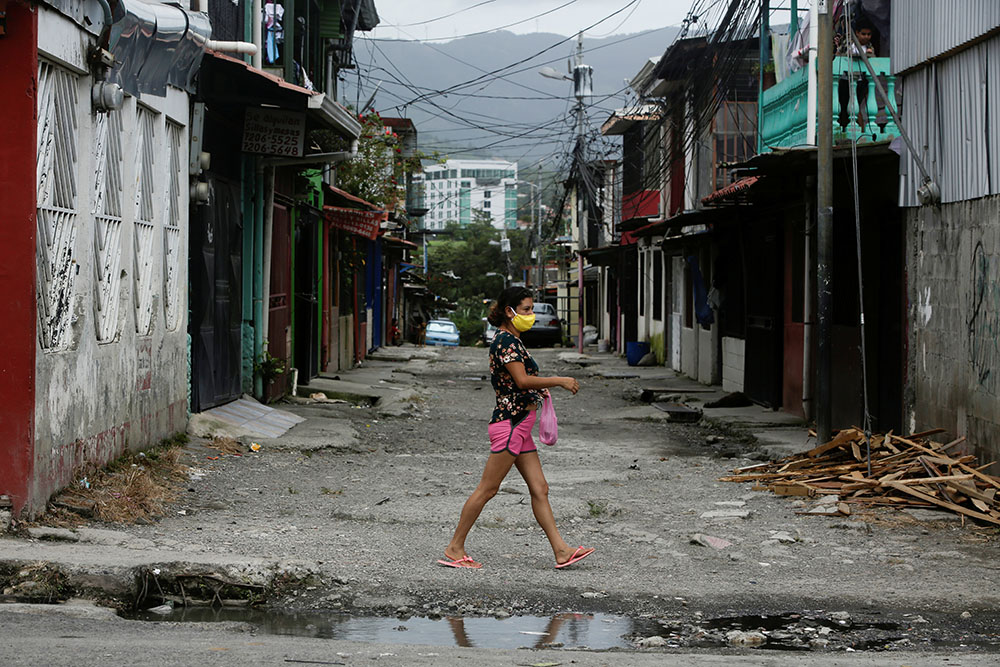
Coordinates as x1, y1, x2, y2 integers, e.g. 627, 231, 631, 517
445, 451, 517, 560
515, 452, 591, 564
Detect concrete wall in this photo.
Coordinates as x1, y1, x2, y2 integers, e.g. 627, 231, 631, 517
29, 8, 189, 513
904, 196, 1000, 462
722, 336, 745, 393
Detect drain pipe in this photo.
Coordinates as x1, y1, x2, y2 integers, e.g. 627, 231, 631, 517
806, 0, 818, 144
252, 0, 262, 69
94, 0, 114, 50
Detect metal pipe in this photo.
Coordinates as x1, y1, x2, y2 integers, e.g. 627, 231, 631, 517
806, 0, 819, 144
789, 0, 799, 37
757, 0, 770, 154
283, 0, 296, 82
816, 0, 833, 443
261, 166, 275, 346
205, 40, 259, 55
252, 0, 262, 69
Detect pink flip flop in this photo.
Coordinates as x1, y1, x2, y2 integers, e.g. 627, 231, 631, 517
555, 546, 594, 569
436, 554, 483, 569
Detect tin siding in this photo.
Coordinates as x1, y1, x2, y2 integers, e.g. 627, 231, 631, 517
899, 36, 1000, 207
892, 0, 1000, 74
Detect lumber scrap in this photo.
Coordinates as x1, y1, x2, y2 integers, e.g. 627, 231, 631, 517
720, 427, 1000, 525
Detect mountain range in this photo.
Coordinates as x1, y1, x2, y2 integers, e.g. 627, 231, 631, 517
343, 27, 681, 164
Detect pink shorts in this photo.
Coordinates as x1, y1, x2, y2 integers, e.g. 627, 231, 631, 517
488, 411, 538, 456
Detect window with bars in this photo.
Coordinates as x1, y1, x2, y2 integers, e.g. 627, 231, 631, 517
36, 61, 81, 351
133, 105, 158, 336
163, 121, 183, 331
713, 101, 757, 190
94, 108, 125, 343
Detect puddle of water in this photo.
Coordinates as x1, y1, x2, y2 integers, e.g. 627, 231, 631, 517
124, 609, 650, 650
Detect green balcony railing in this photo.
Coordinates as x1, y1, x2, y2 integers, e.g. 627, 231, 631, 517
761, 57, 899, 150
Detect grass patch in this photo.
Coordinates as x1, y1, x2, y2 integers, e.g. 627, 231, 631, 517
587, 500, 608, 517
45, 435, 190, 525
321, 487, 344, 496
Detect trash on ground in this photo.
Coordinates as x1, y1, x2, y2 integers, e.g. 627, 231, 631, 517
689, 533, 733, 550
721, 429, 1000, 525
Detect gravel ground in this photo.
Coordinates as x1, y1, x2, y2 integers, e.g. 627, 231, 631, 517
101, 346, 1000, 654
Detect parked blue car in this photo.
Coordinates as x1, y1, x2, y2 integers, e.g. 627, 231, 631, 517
425, 319, 460, 347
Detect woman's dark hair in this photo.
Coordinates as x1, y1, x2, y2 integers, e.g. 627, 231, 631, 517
487, 286, 532, 326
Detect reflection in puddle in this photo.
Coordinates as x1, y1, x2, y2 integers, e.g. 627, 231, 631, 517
126, 609, 647, 650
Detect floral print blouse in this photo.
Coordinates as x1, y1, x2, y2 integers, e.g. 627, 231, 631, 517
489, 330, 545, 424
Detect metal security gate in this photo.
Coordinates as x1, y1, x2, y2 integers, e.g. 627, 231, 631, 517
190, 175, 243, 412
294, 209, 320, 380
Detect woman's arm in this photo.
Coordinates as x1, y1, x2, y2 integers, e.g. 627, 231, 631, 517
505, 361, 579, 394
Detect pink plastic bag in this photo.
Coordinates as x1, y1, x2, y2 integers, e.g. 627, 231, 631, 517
539, 393, 558, 446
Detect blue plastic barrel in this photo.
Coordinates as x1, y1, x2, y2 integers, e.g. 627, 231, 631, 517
626, 341, 650, 366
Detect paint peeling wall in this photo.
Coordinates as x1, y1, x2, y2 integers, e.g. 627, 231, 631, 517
904, 196, 1000, 463
29, 7, 189, 514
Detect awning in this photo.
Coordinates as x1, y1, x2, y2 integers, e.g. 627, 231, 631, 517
623, 219, 668, 244
702, 176, 760, 206
382, 236, 419, 250
600, 104, 662, 136
199, 52, 361, 141
579, 245, 623, 266
324, 207, 386, 240
325, 184, 380, 211
102, 0, 210, 97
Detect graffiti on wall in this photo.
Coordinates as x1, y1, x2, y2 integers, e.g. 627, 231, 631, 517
968, 241, 1000, 395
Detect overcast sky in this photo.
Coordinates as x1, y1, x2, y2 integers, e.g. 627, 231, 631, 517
369, 0, 695, 42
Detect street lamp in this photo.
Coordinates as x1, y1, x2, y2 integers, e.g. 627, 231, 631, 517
485, 271, 507, 289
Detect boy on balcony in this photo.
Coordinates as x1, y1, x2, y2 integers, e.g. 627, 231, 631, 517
836, 14, 877, 57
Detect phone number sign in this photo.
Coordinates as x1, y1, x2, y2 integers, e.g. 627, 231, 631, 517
243, 108, 306, 157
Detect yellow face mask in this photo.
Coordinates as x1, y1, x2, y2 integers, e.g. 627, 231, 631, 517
508, 308, 535, 332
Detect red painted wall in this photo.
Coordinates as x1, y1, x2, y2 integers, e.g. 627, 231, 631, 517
0, 2, 38, 514
622, 190, 660, 221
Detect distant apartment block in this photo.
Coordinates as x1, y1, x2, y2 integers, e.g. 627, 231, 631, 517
416, 158, 518, 230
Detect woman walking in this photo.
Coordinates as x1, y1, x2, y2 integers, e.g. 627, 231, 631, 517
439, 287, 594, 570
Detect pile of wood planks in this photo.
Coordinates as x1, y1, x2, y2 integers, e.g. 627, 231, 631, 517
721, 428, 1000, 525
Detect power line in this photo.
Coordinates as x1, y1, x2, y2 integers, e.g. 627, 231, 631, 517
381, 0, 497, 28
372, 0, 581, 44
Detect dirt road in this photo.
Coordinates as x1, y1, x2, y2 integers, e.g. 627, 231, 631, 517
120, 345, 1000, 653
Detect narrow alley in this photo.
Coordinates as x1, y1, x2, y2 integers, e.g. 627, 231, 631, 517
2, 346, 997, 664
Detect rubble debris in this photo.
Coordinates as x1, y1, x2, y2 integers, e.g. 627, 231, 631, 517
721, 429, 1000, 525
689, 534, 733, 550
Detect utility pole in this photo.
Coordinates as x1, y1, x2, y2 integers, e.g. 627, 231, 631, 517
573, 32, 591, 353
757, 0, 769, 154
816, 0, 834, 443
536, 170, 543, 290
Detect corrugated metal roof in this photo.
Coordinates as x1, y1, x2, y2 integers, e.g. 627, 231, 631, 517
898, 35, 999, 207
892, 0, 1000, 74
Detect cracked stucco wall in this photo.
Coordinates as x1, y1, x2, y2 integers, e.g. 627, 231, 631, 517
904, 196, 1000, 462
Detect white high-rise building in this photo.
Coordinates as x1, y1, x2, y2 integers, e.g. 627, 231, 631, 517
416, 158, 518, 230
